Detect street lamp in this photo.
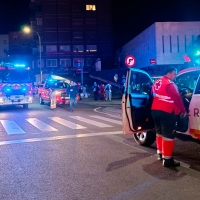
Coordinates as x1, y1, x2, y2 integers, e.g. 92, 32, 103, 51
23, 26, 42, 83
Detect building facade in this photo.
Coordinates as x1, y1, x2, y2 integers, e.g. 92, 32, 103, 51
29, 0, 113, 73
7, 31, 33, 66
0, 35, 9, 61
117, 22, 200, 72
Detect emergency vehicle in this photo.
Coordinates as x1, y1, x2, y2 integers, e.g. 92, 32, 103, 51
0, 63, 33, 109
38, 75, 78, 105
122, 67, 200, 146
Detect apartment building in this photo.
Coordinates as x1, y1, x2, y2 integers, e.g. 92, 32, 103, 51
29, 0, 113, 72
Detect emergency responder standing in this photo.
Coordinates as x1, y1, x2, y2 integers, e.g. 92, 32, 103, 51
105, 82, 112, 101
151, 66, 186, 167
67, 81, 78, 112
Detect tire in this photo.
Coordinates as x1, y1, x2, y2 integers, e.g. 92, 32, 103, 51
39, 96, 44, 105
133, 130, 156, 146
23, 104, 28, 109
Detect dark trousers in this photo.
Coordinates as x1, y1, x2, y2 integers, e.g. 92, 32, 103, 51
151, 110, 177, 139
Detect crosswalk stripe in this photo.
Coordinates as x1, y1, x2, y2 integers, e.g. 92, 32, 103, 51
69, 116, 113, 128
26, 118, 58, 132
0, 120, 26, 135
90, 116, 122, 125
48, 117, 86, 129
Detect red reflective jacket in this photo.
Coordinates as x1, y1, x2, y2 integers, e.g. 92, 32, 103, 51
151, 76, 185, 114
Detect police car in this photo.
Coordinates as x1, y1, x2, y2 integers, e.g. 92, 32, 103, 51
122, 67, 200, 146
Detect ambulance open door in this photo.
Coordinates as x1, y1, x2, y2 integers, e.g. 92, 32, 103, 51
122, 69, 155, 134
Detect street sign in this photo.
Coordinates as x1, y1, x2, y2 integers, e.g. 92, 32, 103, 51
125, 55, 136, 67
150, 58, 156, 64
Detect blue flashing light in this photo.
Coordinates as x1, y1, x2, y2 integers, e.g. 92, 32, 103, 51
14, 64, 26, 67
21, 86, 28, 92
4, 86, 12, 93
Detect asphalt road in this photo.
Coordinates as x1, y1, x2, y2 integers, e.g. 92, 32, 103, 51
0, 97, 200, 200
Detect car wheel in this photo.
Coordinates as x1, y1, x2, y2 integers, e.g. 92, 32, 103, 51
23, 104, 28, 109
39, 96, 44, 105
133, 130, 156, 146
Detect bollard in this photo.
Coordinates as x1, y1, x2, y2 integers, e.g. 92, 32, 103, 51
50, 90, 56, 109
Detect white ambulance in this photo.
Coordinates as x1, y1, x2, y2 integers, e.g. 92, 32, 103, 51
122, 67, 200, 146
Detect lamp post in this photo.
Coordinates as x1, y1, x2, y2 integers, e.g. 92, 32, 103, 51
23, 26, 42, 83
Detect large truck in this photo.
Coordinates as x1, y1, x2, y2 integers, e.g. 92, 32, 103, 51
0, 63, 33, 108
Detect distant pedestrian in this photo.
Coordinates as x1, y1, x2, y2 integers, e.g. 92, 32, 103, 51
99, 83, 105, 100
67, 81, 78, 112
92, 82, 99, 101
105, 82, 112, 101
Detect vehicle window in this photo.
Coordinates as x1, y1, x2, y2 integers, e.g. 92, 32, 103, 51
45, 83, 49, 89
128, 71, 153, 95
0, 70, 31, 83
47, 81, 68, 89
176, 71, 200, 91
193, 75, 200, 94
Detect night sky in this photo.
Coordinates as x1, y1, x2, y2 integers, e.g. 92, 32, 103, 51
1, 0, 200, 50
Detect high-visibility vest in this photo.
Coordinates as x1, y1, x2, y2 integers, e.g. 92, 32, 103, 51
151, 76, 178, 114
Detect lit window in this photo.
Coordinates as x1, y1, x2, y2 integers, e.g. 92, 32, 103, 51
86, 5, 96, 11
73, 45, 84, 52
60, 45, 70, 52
46, 45, 57, 52
86, 45, 97, 52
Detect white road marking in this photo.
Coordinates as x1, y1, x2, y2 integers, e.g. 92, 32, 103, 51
26, 118, 58, 132
94, 107, 121, 119
48, 117, 86, 129
0, 131, 123, 146
90, 115, 122, 125
69, 116, 113, 128
0, 120, 26, 135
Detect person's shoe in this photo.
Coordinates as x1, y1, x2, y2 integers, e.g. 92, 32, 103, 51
163, 158, 180, 167
157, 153, 163, 161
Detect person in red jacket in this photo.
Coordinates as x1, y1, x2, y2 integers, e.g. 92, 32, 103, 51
151, 66, 186, 167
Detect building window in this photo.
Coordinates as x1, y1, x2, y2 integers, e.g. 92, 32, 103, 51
72, 19, 83, 26
60, 59, 71, 67
36, 18, 43, 26
162, 35, 165, 53
86, 45, 97, 52
46, 59, 57, 67
170, 35, 172, 53
30, 21, 36, 27
72, 5, 83, 11
3, 40, 7, 44
86, 58, 95, 66
73, 45, 84, 52
14, 36, 18, 41
185, 35, 187, 53
177, 35, 179, 53
85, 18, 96, 25
86, 31, 97, 39
86, 5, 96, 11
73, 32, 83, 39
46, 45, 57, 52
60, 45, 70, 52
